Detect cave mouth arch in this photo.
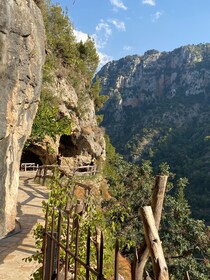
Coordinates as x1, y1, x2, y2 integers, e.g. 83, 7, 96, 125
59, 134, 80, 157
21, 149, 42, 166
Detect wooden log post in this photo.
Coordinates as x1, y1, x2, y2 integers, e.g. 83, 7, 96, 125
114, 240, 119, 280
140, 206, 169, 280
136, 175, 168, 280
184, 271, 190, 280
96, 227, 101, 274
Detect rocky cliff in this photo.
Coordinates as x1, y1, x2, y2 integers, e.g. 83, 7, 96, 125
26, 76, 106, 169
97, 44, 210, 220
21, 2, 106, 174
0, 0, 45, 238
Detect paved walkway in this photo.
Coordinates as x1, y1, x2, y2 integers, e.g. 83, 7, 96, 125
0, 171, 48, 280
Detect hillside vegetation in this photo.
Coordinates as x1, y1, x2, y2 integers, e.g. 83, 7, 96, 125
97, 45, 210, 221
28, 2, 210, 279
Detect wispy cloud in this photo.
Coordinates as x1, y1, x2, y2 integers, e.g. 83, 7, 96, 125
93, 18, 126, 49
152, 11, 163, 22
142, 0, 156, 6
96, 21, 112, 36
108, 19, 126, 31
73, 30, 88, 43
92, 20, 112, 49
110, 0, 128, 10
123, 45, 133, 51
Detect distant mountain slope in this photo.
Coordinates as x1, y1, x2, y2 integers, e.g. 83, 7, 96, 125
97, 44, 210, 221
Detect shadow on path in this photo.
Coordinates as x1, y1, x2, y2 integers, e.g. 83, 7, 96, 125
0, 172, 48, 278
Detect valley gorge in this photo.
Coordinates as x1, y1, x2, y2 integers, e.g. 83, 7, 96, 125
0, 1, 209, 279
97, 44, 210, 221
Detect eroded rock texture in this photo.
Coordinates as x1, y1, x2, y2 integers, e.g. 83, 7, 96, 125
0, 0, 45, 238
25, 76, 106, 171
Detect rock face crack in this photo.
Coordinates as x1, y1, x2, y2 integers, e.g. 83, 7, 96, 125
0, 30, 7, 35
0, 0, 45, 238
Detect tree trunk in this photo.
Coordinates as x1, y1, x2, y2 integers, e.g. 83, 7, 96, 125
140, 206, 169, 280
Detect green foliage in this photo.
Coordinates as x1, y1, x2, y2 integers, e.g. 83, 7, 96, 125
90, 76, 108, 112
77, 37, 99, 79
97, 49, 210, 222
28, 89, 71, 143
162, 178, 209, 279
103, 135, 154, 248
158, 162, 171, 176
25, 171, 115, 279
28, 1, 100, 146
102, 137, 210, 279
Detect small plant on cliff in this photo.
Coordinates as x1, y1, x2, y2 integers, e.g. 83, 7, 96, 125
27, 88, 71, 144
90, 76, 109, 113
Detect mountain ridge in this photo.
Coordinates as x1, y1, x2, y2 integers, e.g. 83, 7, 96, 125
97, 43, 210, 221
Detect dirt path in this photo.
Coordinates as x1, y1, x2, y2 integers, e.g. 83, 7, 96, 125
0, 171, 48, 280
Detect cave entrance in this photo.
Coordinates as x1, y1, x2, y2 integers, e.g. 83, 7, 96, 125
21, 149, 43, 166
59, 135, 80, 157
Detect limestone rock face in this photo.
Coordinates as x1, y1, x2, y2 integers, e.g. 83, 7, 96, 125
26, 71, 106, 172
97, 43, 210, 221
51, 77, 106, 167
0, 0, 45, 238
97, 44, 210, 157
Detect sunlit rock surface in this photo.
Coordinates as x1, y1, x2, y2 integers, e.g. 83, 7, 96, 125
0, 0, 45, 238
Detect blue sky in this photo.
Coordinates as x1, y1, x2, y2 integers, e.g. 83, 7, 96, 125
52, 0, 210, 68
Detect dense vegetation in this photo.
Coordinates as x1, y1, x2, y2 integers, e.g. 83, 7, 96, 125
103, 136, 210, 279
97, 47, 210, 222
28, 2, 210, 279
28, 0, 106, 146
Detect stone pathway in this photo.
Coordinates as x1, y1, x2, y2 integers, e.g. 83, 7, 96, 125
0, 171, 48, 280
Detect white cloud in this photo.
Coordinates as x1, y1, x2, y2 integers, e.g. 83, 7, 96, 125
108, 19, 126, 31
73, 30, 88, 43
96, 20, 112, 36
110, 0, 127, 10
98, 52, 113, 68
152, 11, 163, 22
142, 0, 156, 6
92, 20, 112, 49
123, 45, 133, 51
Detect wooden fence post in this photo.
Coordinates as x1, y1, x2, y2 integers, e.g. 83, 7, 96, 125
86, 228, 91, 280
42, 205, 49, 280
184, 271, 190, 280
56, 208, 62, 280
65, 212, 71, 280
114, 240, 119, 280
95, 227, 104, 279
136, 175, 168, 280
140, 206, 169, 280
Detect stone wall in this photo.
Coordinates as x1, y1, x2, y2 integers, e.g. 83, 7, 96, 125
0, 0, 45, 238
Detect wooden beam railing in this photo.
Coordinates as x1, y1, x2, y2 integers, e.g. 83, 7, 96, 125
35, 164, 97, 185
38, 171, 192, 280
21, 162, 39, 171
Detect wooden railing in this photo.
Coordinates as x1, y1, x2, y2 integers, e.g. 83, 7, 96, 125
34, 164, 97, 186
36, 169, 192, 280
21, 162, 39, 171
42, 202, 118, 280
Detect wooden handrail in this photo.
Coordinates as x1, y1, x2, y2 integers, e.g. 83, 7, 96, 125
34, 164, 97, 185
21, 162, 39, 171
